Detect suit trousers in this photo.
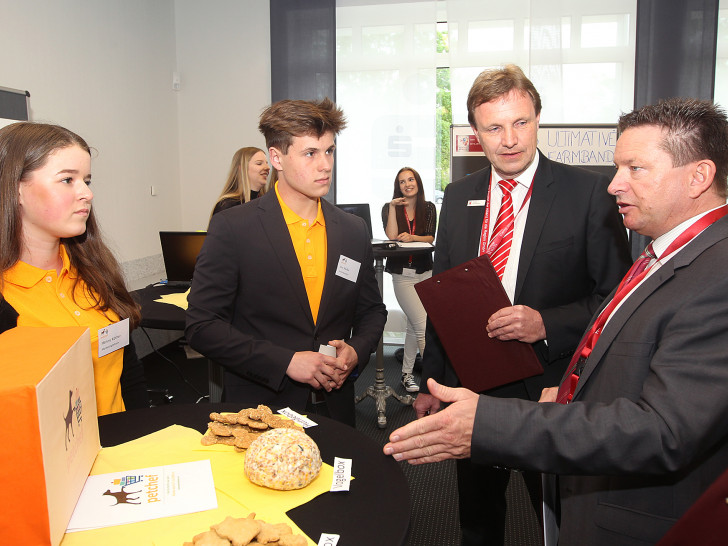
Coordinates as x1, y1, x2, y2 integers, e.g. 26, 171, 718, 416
459, 381, 543, 545
304, 380, 356, 428
458, 460, 543, 546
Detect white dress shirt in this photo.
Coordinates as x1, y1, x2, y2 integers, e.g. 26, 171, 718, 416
488, 152, 540, 303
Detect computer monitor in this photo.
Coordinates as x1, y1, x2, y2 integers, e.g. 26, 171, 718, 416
335, 203, 373, 239
159, 231, 207, 284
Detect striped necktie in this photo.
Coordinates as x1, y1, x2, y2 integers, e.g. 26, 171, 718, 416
488, 179, 518, 280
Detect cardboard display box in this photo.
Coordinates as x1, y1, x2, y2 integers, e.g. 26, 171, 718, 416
0, 326, 100, 546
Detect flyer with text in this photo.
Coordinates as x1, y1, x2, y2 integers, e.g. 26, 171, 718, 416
67, 460, 217, 531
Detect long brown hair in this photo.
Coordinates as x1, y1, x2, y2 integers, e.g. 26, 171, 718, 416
212, 146, 268, 216
0, 122, 140, 327
392, 167, 427, 234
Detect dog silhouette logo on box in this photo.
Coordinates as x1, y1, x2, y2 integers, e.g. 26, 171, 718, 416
63, 388, 83, 450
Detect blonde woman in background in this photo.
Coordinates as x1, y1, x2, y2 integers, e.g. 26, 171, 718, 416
210, 147, 270, 218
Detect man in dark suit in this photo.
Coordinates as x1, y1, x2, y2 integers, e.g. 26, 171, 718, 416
413, 65, 632, 544
385, 97, 728, 545
185, 98, 386, 427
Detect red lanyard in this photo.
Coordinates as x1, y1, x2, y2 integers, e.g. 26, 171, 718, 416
403, 206, 416, 235
557, 204, 728, 404
478, 176, 534, 257
403, 207, 416, 266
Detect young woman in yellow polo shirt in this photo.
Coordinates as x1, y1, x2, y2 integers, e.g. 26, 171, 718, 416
0, 122, 147, 415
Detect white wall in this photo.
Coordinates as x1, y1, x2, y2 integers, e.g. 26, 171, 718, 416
0, 0, 271, 280
175, 0, 271, 231
0, 0, 179, 267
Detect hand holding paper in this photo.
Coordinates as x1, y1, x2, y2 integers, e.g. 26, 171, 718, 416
287, 351, 345, 391
414, 255, 543, 392
486, 304, 546, 343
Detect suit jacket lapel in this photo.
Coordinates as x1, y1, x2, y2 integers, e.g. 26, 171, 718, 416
515, 152, 556, 303
573, 264, 674, 398
466, 169, 492, 259
572, 218, 728, 398
257, 192, 315, 326
318, 200, 341, 325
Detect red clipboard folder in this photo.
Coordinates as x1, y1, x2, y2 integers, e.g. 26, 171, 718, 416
415, 255, 543, 392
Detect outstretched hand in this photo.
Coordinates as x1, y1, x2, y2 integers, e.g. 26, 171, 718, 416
383, 379, 479, 464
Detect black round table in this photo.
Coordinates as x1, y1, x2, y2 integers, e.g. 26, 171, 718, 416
131, 284, 188, 330
356, 244, 434, 427
98, 403, 411, 546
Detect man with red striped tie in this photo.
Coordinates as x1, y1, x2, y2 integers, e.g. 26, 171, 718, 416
389, 97, 728, 545
413, 64, 632, 546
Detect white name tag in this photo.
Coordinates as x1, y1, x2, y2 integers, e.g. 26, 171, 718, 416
318, 533, 341, 546
330, 456, 352, 492
401, 267, 416, 278
98, 318, 129, 358
467, 199, 486, 206
335, 255, 360, 283
277, 407, 318, 428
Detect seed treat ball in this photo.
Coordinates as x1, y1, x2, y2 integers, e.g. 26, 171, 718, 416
244, 428, 322, 490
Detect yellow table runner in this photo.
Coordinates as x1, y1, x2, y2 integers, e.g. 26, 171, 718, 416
154, 289, 190, 310
61, 425, 331, 545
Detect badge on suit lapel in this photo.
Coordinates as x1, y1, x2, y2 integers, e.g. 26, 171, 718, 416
335, 255, 360, 282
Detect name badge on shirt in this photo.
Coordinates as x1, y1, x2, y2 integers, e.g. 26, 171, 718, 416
335, 255, 360, 283
98, 318, 130, 358
467, 199, 486, 206
401, 267, 417, 278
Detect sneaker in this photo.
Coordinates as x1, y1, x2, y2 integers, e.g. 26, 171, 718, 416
401, 373, 420, 393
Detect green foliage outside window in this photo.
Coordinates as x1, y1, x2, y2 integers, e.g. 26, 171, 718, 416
436, 28, 451, 192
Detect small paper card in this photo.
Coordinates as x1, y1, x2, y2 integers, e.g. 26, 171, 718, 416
318, 533, 341, 546
66, 460, 217, 532
277, 407, 318, 429
330, 457, 352, 492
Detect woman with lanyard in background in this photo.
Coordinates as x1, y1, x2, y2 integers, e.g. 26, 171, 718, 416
381, 167, 436, 393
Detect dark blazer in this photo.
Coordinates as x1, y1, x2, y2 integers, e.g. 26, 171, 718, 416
185, 191, 387, 422
421, 151, 632, 399
471, 214, 728, 544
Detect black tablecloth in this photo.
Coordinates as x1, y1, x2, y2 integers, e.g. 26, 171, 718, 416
131, 284, 188, 330
98, 403, 411, 546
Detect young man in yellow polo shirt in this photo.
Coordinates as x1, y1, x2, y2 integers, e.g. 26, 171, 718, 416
186, 98, 386, 426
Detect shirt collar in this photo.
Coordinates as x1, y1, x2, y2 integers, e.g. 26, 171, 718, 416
274, 181, 326, 227
491, 150, 539, 190
651, 204, 727, 259
4, 244, 74, 288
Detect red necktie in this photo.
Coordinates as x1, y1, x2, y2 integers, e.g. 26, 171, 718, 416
488, 179, 518, 280
556, 243, 656, 404
556, 205, 728, 404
